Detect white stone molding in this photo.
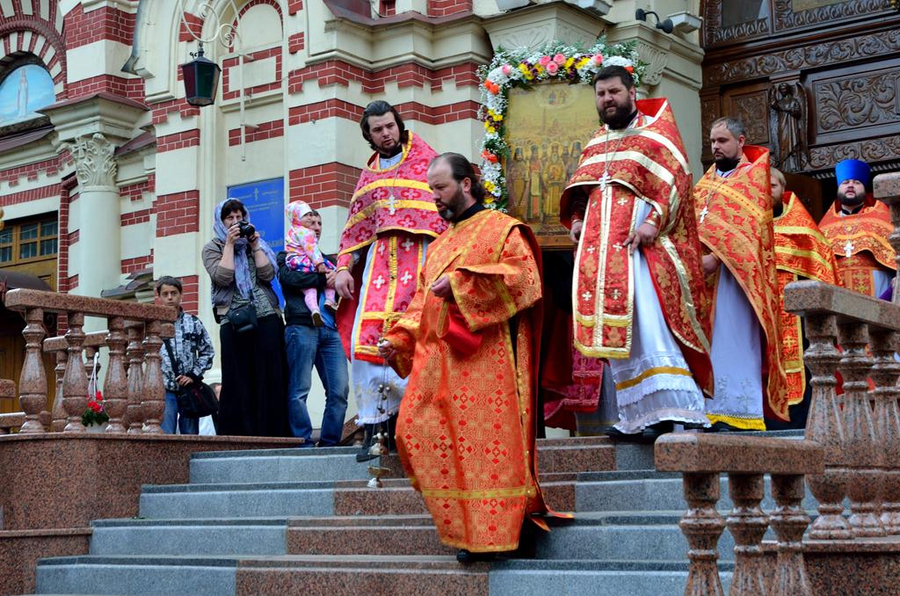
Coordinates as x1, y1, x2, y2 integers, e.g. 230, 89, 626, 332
481, 3, 607, 52
637, 40, 669, 87
61, 133, 118, 190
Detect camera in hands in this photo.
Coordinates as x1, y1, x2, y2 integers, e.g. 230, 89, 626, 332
237, 221, 256, 239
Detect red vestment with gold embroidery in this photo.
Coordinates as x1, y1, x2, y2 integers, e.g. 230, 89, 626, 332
774, 192, 839, 406
818, 198, 895, 297
384, 209, 552, 552
335, 133, 447, 362
694, 147, 789, 421
558, 98, 713, 397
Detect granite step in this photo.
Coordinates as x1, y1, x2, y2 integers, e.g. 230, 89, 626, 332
187, 436, 616, 484
89, 518, 289, 556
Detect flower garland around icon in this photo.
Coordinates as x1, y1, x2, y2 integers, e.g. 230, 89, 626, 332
477, 38, 646, 211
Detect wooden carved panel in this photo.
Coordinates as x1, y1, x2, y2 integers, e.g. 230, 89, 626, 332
703, 0, 771, 48
773, 0, 890, 32
704, 27, 900, 86
700, 95, 721, 161
815, 69, 900, 135
728, 91, 770, 145
808, 136, 900, 170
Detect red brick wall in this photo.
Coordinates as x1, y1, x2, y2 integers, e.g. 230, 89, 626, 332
178, 275, 200, 315
227, 119, 284, 146
121, 254, 153, 274
288, 32, 305, 54
222, 47, 282, 101
288, 163, 361, 210
157, 130, 201, 153
287, 60, 481, 94
427, 0, 472, 17
288, 0, 304, 14
155, 191, 200, 238
64, 5, 135, 49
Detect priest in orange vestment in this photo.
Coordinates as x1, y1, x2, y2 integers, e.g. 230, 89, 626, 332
818, 159, 895, 297
770, 168, 839, 426
694, 117, 788, 430
561, 65, 713, 438
380, 153, 552, 562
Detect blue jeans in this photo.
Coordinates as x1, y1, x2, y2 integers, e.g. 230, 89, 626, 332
162, 390, 199, 434
285, 324, 349, 446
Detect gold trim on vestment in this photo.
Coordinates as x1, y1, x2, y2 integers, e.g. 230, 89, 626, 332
696, 178, 769, 222
774, 246, 836, 272
660, 235, 710, 353
615, 366, 693, 391
344, 195, 438, 230
421, 485, 527, 499
774, 225, 831, 245
338, 226, 439, 258
580, 151, 676, 187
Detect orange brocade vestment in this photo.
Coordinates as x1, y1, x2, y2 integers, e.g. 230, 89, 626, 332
694, 147, 789, 421
774, 192, 839, 406
818, 198, 896, 296
383, 209, 552, 553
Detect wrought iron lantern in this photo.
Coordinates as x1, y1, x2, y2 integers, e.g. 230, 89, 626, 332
181, 44, 221, 107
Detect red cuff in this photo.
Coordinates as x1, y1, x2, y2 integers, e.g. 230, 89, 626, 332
439, 304, 482, 356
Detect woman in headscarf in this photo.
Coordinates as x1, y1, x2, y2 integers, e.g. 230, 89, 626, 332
202, 198, 289, 436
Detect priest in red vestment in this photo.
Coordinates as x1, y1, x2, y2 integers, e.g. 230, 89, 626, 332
818, 159, 895, 297
560, 65, 714, 439
770, 167, 839, 427
694, 117, 788, 430
334, 101, 447, 459
380, 153, 554, 562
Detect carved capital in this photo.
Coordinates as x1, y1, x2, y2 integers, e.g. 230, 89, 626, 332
60, 133, 118, 190
636, 41, 669, 87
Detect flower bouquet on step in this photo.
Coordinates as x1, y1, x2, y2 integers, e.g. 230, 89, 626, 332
82, 390, 109, 427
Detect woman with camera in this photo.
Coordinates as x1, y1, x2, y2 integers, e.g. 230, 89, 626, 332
202, 198, 289, 436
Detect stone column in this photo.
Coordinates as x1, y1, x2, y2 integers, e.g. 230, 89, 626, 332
60, 134, 121, 304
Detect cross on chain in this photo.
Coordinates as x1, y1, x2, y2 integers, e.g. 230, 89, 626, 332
373, 275, 386, 290
599, 171, 611, 191
844, 239, 855, 258
699, 205, 709, 223
387, 193, 398, 215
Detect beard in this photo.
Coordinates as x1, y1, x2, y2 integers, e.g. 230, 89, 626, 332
599, 101, 636, 130
438, 186, 467, 222
714, 156, 741, 172
837, 189, 865, 208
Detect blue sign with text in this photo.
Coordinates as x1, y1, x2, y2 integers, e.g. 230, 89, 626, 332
227, 178, 285, 306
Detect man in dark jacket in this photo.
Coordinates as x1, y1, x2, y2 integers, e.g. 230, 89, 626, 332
277, 209, 349, 447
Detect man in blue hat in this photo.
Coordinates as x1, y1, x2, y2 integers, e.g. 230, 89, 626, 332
819, 159, 896, 297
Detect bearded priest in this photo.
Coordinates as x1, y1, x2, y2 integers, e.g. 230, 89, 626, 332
818, 158, 896, 297
694, 117, 788, 431
334, 101, 448, 460
560, 65, 714, 439
380, 153, 556, 563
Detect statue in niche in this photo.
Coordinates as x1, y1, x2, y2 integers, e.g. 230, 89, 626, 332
769, 81, 808, 172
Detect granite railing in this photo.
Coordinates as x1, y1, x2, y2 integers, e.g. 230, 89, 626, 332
43, 330, 108, 432
2, 289, 177, 435
656, 434, 823, 596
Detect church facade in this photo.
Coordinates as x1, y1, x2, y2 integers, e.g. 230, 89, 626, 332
0, 0, 705, 415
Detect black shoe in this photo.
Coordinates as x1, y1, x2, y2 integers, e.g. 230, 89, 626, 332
456, 549, 497, 564
356, 424, 376, 462
604, 426, 643, 442
706, 421, 736, 433
682, 421, 708, 431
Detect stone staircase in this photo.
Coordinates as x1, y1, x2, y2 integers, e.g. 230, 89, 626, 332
29, 434, 816, 596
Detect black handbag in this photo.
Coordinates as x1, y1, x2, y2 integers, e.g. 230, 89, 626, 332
163, 339, 219, 418
227, 303, 257, 333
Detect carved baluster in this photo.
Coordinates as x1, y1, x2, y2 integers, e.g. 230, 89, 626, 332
726, 473, 767, 596
62, 312, 89, 433
767, 474, 813, 596
103, 317, 128, 433
838, 321, 885, 536
803, 313, 851, 538
17, 307, 48, 433
679, 472, 725, 596
84, 346, 96, 379
51, 350, 67, 432
125, 322, 145, 434
141, 320, 165, 434
869, 328, 900, 534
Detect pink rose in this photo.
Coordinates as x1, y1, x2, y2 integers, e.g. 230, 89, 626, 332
593, 54, 604, 65
553, 53, 566, 65
546, 62, 559, 75
539, 55, 552, 66
501, 64, 512, 76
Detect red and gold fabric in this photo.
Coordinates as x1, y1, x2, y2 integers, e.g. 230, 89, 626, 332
384, 209, 555, 552
335, 133, 447, 362
774, 191, 839, 406
694, 146, 789, 421
818, 197, 895, 296
559, 97, 713, 397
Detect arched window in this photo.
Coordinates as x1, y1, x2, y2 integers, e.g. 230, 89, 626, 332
0, 64, 56, 125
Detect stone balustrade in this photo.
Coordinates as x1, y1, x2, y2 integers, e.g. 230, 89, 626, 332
655, 433, 824, 596
43, 331, 108, 432
2, 289, 177, 435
